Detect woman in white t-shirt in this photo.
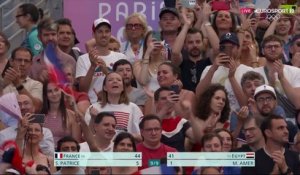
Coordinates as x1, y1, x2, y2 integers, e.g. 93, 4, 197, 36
85, 72, 143, 141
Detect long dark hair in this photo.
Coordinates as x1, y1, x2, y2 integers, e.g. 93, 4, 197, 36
211, 10, 239, 35
196, 84, 230, 123
41, 82, 68, 129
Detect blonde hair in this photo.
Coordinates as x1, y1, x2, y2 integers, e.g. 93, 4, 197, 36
123, 13, 148, 40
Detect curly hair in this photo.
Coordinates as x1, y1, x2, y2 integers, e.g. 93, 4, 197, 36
196, 84, 230, 123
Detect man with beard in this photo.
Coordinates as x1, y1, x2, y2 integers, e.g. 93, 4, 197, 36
254, 35, 300, 119
172, 26, 211, 92
76, 18, 127, 103
241, 114, 300, 175
112, 59, 147, 112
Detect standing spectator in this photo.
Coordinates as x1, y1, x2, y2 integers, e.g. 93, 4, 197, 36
137, 115, 177, 170
241, 115, 300, 174
56, 18, 83, 61
16, 3, 43, 56
121, 13, 148, 63
196, 32, 253, 111
76, 18, 127, 103
30, 18, 76, 83
3, 47, 43, 111
255, 35, 300, 119
113, 59, 147, 112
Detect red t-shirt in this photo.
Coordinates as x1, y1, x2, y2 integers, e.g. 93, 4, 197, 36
136, 143, 177, 170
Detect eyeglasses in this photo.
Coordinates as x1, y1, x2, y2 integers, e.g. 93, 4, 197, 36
256, 96, 275, 104
15, 14, 25, 18
264, 44, 281, 50
126, 23, 143, 30
143, 127, 161, 133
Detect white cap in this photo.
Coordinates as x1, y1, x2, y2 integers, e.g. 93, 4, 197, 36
254, 85, 277, 99
92, 18, 111, 32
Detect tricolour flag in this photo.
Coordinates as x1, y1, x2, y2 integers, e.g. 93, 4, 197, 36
246, 152, 255, 158
55, 153, 63, 159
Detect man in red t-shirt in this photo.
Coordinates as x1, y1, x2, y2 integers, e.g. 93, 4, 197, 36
136, 115, 177, 170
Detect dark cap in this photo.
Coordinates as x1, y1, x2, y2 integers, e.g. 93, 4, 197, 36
219, 32, 239, 46
159, 7, 179, 19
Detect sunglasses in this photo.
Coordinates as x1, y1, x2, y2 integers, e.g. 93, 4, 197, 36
126, 23, 143, 30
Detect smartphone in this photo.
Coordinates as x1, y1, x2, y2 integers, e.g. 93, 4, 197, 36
30, 114, 45, 124
181, 0, 196, 9
211, 1, 230, 11
170, 85, 180, 94
152, 31, 161, 41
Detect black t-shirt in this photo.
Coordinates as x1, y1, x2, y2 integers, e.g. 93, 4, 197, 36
241, 148, 300, 175
180, 50, 211, 92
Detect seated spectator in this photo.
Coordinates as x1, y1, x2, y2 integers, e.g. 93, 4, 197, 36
79, 111, 116, 152
84, 72, 143, 141
111, 132, 138, 174
241, 115, 300, 174
215, 128, 234, 151
41, 82, 81, 143
54, 136, 84, 174
15, 118, 55, 173
0, 94, 54, 157
288, 34, 300, 68
3, 47, 43, 112
137, 115, 177, 170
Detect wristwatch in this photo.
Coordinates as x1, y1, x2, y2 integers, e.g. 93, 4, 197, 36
16, 84, 24, 91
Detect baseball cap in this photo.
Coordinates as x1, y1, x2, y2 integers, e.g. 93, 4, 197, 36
219, 32, 240, 46
159, 7, 179, 19
254, 85, 277, 99
92, 18, 111, 32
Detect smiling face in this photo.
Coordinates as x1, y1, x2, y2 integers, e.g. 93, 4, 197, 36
159, 13, 181, 33
217, 130, 232, 152
103, 73, 124, 95
114, 138, 134, 152
94, 116, 116, 141
125, 16, 145, 41
275, 16, 291, 36
215, 11, 232, 31
157, 64, 178, 87
244, 118, 263, 146
93, 24, 111, 47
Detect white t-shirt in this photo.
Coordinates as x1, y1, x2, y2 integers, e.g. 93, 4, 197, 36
75, 51, 127, 103
85, 102, 143, 135
79, 141, 114, 152
200, 64, 253, 110
121, 41, 144, 64
254, 65, 300, 96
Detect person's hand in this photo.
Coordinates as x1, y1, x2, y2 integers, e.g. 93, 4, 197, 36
230, 0, 241, 16
228, 58, 237, 78
205, 112, 220, 132
214, 53, 231, 67
236, 106, 249, 122
248, 98, 259, 115
88, 48, 100, 67
271, 150, 288, 172
202, 2, 212, 23
181, 7, 192, 27
273, 59, 284, 80
143, 86, 154, 98
3, 67, 21, 87
145, 38, 155, 55
17, 113, 34, 137
257, 19, 271, 29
